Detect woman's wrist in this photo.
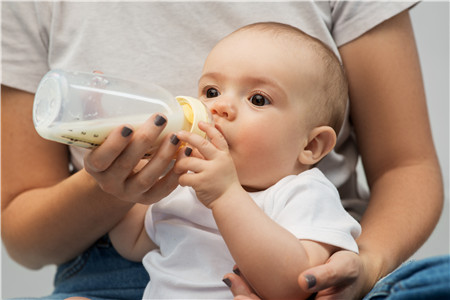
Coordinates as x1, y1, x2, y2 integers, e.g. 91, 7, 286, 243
77, 168, 135, 210
358, 248, 389, 297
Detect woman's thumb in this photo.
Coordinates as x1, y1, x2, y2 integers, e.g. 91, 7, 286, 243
298, 251, 360, 293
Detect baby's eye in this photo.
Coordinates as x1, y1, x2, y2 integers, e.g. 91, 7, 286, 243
206, 88, 220, 98
249, 94, 270, 106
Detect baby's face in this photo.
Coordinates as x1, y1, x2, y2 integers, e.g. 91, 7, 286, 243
198, 29, 322, 190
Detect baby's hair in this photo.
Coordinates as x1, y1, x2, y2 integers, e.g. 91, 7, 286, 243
232, 22, 348, 136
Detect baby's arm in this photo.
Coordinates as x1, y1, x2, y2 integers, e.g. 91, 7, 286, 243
109, 203, 157, 262
212, 186, 337, 300
175, 123, 338, 299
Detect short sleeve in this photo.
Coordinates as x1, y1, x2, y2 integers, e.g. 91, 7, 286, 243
330, 1, 418, 47
2, 2, 52, 93
270, 171, 361, 253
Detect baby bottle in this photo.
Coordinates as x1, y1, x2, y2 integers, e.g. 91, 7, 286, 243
33, 70, 212, 156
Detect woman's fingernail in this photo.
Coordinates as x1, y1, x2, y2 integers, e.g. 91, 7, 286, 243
222, 278, 232, 288
121, 126, 133, 137
154, 115, 167, 126
304, 274, 317, 289
170, 134, 180, 145
233, 267, 241, 276
185, 147, 192, 157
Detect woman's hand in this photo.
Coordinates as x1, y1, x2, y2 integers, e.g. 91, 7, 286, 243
2, 87, 183, 267
84, 113, 181, 205
227, 250, 370, 300
224, 269, 260, 300
297, 250, 369, 300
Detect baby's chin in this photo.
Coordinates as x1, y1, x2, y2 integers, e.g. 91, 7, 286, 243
242, 185, 259, 192
242, 184, 270, 193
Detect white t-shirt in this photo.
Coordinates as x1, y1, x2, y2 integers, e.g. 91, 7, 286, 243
2, 1, 417, 221
143, 168, 361, 299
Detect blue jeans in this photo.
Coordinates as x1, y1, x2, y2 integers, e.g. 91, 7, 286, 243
363, 255, 450, 300
11, 241, 449, 300
10, 234, 148, 300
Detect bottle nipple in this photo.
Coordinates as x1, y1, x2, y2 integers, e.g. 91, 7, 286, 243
182, 103, 194, 124
176, 96, 212, 138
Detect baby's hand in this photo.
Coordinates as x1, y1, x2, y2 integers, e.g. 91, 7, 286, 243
174, 122, 241, 208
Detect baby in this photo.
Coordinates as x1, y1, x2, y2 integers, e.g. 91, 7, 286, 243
109, 22, 361, 300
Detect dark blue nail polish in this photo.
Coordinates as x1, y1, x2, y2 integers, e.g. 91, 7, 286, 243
305, 274, 316, 289
121, 126, 133, 137
185, 147, 192, 157
170, 134, 180, 145
233, 267, 241, 276
222, 278, 232, 288
154, 115, 167, 126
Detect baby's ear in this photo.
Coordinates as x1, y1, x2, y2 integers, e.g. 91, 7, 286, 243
298, 126, 336, 166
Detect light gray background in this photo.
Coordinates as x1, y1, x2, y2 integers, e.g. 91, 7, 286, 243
2, 1, 449, 298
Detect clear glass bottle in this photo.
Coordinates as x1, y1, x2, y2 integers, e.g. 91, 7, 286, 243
33, 70, 212, 156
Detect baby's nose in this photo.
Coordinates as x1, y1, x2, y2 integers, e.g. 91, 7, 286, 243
210, 97, 236, 121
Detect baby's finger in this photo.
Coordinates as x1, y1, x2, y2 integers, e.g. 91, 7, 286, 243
174, 154, 205, 175
177, 131, 224, 160
176, 131, 214, 158
198, 121, 228, 150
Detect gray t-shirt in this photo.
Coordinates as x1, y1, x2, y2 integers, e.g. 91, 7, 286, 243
1, 1, 416, 220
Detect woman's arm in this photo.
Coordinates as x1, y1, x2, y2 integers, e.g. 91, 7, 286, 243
1, 86, 131, 269
1, 86, 180, 269
337, 10, 443, 295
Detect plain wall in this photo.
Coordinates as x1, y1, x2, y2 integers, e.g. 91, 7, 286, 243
2, 1, 449, 298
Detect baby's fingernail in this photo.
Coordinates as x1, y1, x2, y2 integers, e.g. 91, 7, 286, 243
121, 126, 133, 137
170, 134, 180, 145
185, 147, 192, 157
154, 115, 167, 126
222, 278, 232, 288
304, 274, 316, 289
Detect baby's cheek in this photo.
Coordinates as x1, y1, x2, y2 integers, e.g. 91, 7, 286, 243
234, 131, 269, 161
232, 137, 277, 186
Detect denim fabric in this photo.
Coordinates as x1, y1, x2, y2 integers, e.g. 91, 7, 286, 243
10, 241, 449, 300
9, 234, 148, 300
363, 255, 450, 300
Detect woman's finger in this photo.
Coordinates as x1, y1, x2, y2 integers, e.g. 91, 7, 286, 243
124, 132, 180, 195
223, 273, 259, 299
106, 114, 168, 182
84, 124, 134, 173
